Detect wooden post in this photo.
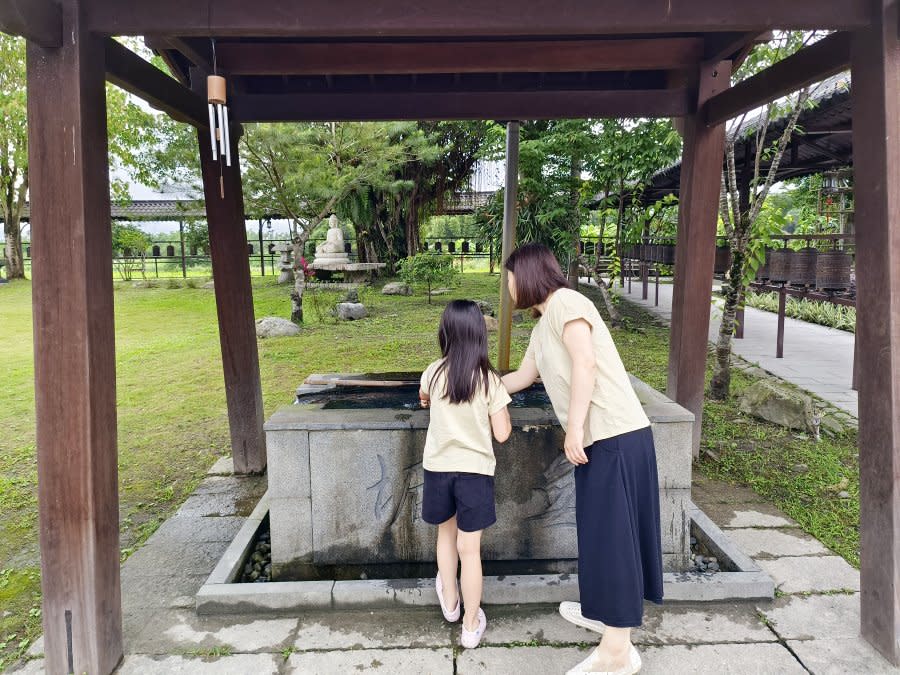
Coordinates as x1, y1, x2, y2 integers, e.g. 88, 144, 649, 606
179, 219, 187, 278
497, 121, 520, 371
776, 288, 786, 358
197, 127, 267, 473
851, 4, 900, 664
667, 60, 731, 457
25, 3, 123, 672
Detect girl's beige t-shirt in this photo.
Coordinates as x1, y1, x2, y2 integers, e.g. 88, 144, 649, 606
420, 359, 512, 476
523, 288, 649, 446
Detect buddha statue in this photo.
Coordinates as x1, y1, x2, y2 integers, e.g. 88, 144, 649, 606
314, 214, 350, 263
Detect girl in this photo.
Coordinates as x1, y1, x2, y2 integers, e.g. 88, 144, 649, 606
501, 243, 662, 675
419, 300, 512, 648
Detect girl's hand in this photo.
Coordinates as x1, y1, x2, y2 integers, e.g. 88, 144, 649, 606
419, 392, 431, 408
563, 427, 588, 465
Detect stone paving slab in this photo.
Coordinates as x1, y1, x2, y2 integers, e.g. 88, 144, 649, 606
691, 474, 771, 505
458, 643, 805, 674
724, 528, 829, 558
121, 572, 209, 612
756, 556, 860, 594
206, 456, 234, 475
478, 602, 776, 647
286, 647, 454, 673
122, 540, 229, 579
117, 653, 281, 674
698, 502, 800, 529
127, 610, 297, 654
150, 515, 246, 544
759, 592, 861, 640
787, 637, 898, 674
292, 609, 452, 650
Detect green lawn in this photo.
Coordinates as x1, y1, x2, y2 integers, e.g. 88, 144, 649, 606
0, 273, 860, 670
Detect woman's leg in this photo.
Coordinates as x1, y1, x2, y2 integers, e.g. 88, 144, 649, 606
436, 515, 459, 608
591, 626, 632, 670
457, 528, 484, 630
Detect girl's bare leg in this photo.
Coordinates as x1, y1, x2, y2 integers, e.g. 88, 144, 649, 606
457, 529, 484, 630
436, 516, 459, 608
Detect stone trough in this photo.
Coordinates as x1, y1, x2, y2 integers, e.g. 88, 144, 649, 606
196, 373, 773, 613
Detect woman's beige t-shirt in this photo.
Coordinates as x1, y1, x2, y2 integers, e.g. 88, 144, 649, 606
524, 287, 649, 446
420, 359, 512, 476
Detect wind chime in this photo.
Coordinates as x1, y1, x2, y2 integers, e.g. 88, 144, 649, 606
206, 39, 232, 198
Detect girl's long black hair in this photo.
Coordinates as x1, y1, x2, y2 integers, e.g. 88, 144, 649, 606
428, 300, 497, 404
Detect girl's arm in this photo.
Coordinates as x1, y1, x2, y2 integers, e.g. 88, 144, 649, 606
561, 318, 596, 465
501, 358, 539, 394
490, 407, 512, 443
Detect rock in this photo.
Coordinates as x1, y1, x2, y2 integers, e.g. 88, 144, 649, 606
343, 289, 360, 303
255, 316, 301, 338
838, 491, 851, 499
475, 300, 494, 316
512, 311, 525, 324
792, 463, 809, 474
819, 415, 846, 436
336, 302, 368, 320
202, 280, 215, 290
382, 282, 412, 296
484, 315, 499, 332
429, 288, 450, 296
738, 380, 816, 433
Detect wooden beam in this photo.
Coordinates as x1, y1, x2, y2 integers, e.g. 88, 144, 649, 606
196, 129, 267, 474
0, 0, 60, 48
84, 0, 871, 36
702, 32, 763, 64
104, 38, 208, 127
705, 31, 851, 127
25, 4, 122, 673
797, 137, 847, 163
667, 60, 731, 457
852, 1, 900, 665
231, 88, 692, 122
216, 38, 703, 75
497, 121, 519, 371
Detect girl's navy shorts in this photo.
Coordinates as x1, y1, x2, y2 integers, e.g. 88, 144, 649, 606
422, 469, 496, 532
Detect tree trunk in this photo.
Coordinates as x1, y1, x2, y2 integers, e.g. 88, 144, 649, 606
615, 178, 626, 286
3, 215, 26, 279
592, 268, 622, 328
567, 155, 582, 285
290, 269, 305, 324
710, 219, 750, 400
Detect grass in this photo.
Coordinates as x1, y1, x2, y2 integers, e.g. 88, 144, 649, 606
0, 273, 861, 669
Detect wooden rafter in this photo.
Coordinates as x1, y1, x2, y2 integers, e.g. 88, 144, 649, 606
104, 38, 208, 127
0, 0, 60, 47
230, 87, 692, 122
215, 38, 704, 76
704, 32, 851, 127
83, 0, 871, 36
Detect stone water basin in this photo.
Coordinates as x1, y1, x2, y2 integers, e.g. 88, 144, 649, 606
265, 373, 693, 580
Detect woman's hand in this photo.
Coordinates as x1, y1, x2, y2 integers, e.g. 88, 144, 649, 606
563, 426, 588, 465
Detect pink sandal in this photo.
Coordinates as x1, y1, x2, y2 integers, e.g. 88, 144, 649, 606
435, 573, 460, 622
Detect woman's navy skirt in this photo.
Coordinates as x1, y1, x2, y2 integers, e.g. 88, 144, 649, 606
574, 425, 663, 627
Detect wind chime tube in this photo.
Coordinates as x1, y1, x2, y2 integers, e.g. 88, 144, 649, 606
222, 105, 232, 167
216, 104, 226, 156
208, 104, 218, 161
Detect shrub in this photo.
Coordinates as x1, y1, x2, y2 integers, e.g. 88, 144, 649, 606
397, 253, 458, 304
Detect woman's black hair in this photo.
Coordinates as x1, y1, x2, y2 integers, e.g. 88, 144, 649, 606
428, 300, 497, 404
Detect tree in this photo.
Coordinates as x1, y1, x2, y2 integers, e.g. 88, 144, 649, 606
709, 32, 823, 399
1, 36, 176, 280
241, 121, 423, 322
397, 252, 458, 304
342, 121, 490, 268
111, 223, 150, 280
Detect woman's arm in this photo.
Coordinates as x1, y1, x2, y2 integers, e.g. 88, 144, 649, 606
501, 358, 539, 394
561, 318, 596, 465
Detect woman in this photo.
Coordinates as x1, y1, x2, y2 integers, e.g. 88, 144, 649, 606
501, 243, 662, 675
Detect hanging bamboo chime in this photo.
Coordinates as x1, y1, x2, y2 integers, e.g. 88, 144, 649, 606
207, 65, 231, 198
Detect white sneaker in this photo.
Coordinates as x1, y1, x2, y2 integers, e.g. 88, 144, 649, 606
559, 601, 607, 633
565, 644, 641, 675
435, 573, 460, 622
460, 608, 487, 649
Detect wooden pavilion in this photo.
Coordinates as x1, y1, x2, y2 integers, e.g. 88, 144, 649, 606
0, 2, 897, 672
